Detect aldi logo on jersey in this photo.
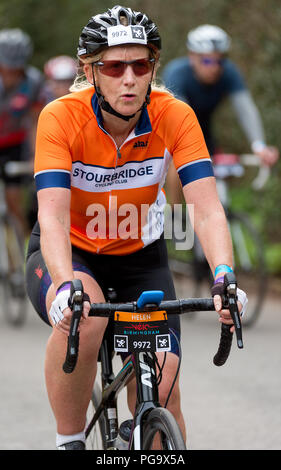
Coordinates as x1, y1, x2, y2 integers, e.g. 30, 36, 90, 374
133, 140, 148, 148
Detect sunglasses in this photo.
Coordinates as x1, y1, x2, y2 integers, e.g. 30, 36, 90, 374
93, 58, 155, 78
200, 57, 224, 66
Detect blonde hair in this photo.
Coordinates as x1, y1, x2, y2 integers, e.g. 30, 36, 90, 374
70, 53, 101, 92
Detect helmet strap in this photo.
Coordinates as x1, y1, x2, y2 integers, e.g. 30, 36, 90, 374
96, 87, 136, 121
91, 63, 153, 122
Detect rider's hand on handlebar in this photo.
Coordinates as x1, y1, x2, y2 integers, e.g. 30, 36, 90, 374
49, 282, 90, 335
211, 279, 248, 333
213, 294, 242, 333
255, 145, 279, 167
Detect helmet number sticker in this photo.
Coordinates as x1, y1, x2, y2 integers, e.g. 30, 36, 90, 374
108, 25, 147, 47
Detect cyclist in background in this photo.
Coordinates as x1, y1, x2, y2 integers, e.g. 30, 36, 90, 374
28, 55, 77, 228
0, 28, 44, 237
41, 55, 77, 103
162, 24, 279, 205
25, 6, 247, 450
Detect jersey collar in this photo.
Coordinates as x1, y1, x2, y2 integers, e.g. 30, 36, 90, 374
91, 92, 152, 137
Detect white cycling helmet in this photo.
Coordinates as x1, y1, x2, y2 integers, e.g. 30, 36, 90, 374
44, 55, 77, 80
186, 25, 231, 54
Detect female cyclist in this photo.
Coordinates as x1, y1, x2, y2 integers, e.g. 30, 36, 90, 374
26, 5, 247, 450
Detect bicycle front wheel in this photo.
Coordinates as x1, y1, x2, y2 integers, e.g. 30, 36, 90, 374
228, 211, 267, 327
86, 381, 107, 450
142, 407, 186, 450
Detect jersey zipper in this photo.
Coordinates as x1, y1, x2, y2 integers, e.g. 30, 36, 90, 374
96, 125, 151, 253
96, 127, 122, 254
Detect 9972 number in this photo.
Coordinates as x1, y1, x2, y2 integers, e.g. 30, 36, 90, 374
112, 30, 128, 37
133, 341, 151, 350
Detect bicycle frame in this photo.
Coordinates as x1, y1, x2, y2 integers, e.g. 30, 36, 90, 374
65, 277, 242, 449
85, 336, 161, 450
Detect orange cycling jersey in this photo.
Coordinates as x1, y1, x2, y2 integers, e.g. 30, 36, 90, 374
34, 87, 212, 255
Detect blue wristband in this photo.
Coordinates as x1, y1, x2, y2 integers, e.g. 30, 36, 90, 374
214, 264, 233, 278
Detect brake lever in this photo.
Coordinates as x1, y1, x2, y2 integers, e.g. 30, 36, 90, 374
63, 279, 84, 373
224, 273, 243, 349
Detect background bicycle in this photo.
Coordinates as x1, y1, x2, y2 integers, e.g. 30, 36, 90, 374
0, 160, 32, 326
63, 276, 242, 450
168, 153, 269, 327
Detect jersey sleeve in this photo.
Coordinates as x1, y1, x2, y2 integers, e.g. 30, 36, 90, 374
168, 102, 214, 187
34, 103, 72, 191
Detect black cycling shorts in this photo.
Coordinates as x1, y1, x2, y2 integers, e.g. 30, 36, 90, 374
25, 222, 181, 357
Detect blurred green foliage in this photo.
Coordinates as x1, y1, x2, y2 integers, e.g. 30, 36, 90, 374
1, 0, 280, 272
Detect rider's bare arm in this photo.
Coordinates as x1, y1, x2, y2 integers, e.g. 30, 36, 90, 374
38, 187, 74, 290
183, 176, 233, 276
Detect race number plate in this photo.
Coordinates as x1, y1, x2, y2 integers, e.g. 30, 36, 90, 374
114, 310, 170, 353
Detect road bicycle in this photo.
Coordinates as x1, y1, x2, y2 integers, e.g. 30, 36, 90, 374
0, 160, 32, 326
62, 274, 243, 450
168, 153, 268, 327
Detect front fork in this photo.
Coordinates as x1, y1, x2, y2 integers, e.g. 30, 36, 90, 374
100, 349, 160, 450
130, 351, 160, 450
